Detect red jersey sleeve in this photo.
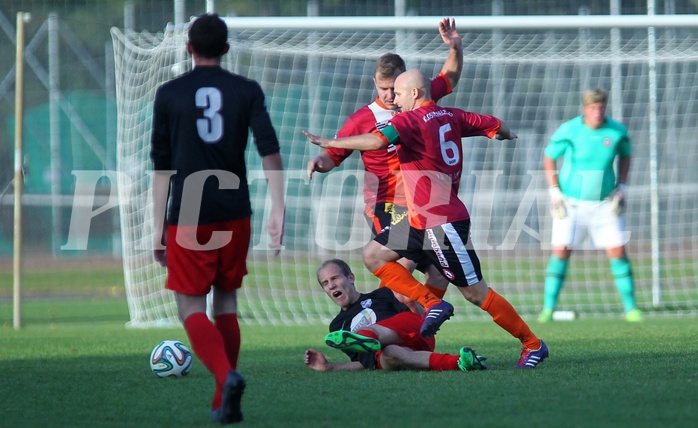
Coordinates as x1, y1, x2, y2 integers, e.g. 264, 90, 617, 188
324, 115, 361, 165
457, 111, 501, 139
324, 148, 349, 167
430, 73, 452, 103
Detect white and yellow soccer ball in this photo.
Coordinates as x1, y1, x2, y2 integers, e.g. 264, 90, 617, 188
149, 340, 193, 378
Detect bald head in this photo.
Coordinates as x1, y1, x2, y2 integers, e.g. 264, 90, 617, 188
396, 69, 427, 90
394, 69, 431, 111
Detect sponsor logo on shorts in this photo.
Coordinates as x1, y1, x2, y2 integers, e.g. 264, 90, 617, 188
391, 211, 408, 226
442, 269, 455, 280
384, 203, 408, 226
427, 229, 449, 269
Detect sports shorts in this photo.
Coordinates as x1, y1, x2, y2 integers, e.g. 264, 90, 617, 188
165, 216, 251, 296
551, 199, 629, 249
374, 218, 483, 288
366, 202, 432, 273
364, 202, 409, 236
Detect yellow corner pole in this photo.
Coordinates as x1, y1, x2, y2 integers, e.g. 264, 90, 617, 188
14, 12, 29, 330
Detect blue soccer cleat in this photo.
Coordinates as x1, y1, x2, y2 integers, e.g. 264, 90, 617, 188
515, 340, 549, 369
420, 300, 454, 338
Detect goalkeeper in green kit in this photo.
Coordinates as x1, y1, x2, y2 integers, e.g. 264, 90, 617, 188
540, 88, 642, 323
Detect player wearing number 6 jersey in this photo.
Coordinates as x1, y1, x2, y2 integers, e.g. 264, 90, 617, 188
307, 18, 463, 309
150, 13, 285, 424
304, 69, 548, 369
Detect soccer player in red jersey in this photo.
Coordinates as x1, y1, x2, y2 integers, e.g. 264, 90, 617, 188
150, 14, 285, 423
304, 259, 486, 372
304, 69, 548, 369
307, 18, 462, 306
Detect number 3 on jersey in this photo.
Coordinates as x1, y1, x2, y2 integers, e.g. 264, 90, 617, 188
196, 87, 223, 143
439, 123, 459, 165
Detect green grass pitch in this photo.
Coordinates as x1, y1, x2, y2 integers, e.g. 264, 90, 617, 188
1, 295, 697, 427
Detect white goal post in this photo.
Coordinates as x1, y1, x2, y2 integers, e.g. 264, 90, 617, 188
111, 14, 698, 328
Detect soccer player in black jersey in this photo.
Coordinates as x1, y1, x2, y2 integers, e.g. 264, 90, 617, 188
304, 259, 485, 372
150, 13, 285, 424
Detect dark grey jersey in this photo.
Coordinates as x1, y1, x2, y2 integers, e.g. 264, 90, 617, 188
151, 66, 279, 225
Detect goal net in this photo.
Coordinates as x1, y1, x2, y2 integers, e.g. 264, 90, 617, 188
111, 16, 698, 327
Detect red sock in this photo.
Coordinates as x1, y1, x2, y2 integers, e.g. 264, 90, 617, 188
373, 262, 440, 308
428, 352, 460, 371
183, 312, 231, 409
481, 288, 540, 350
214, 313, 241, 370
355, 329, 379, 340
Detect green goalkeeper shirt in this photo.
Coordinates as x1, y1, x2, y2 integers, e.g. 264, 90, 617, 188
544, 115, 632, 201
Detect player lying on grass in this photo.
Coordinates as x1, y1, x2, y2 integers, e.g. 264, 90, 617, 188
303, 70, 548, 369
303, 259, 486, 372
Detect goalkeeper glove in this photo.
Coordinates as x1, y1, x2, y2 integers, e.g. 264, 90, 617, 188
549, 186, 567, 219
610, 183, 627, 216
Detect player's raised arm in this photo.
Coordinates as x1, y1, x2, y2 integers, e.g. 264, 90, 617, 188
438, 18, 463, 89
302, 130, 386, 151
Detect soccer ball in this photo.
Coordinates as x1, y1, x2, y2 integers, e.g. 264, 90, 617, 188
149, 340, 193, 378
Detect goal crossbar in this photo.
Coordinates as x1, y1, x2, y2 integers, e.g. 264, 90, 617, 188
219, 14, 698, 31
